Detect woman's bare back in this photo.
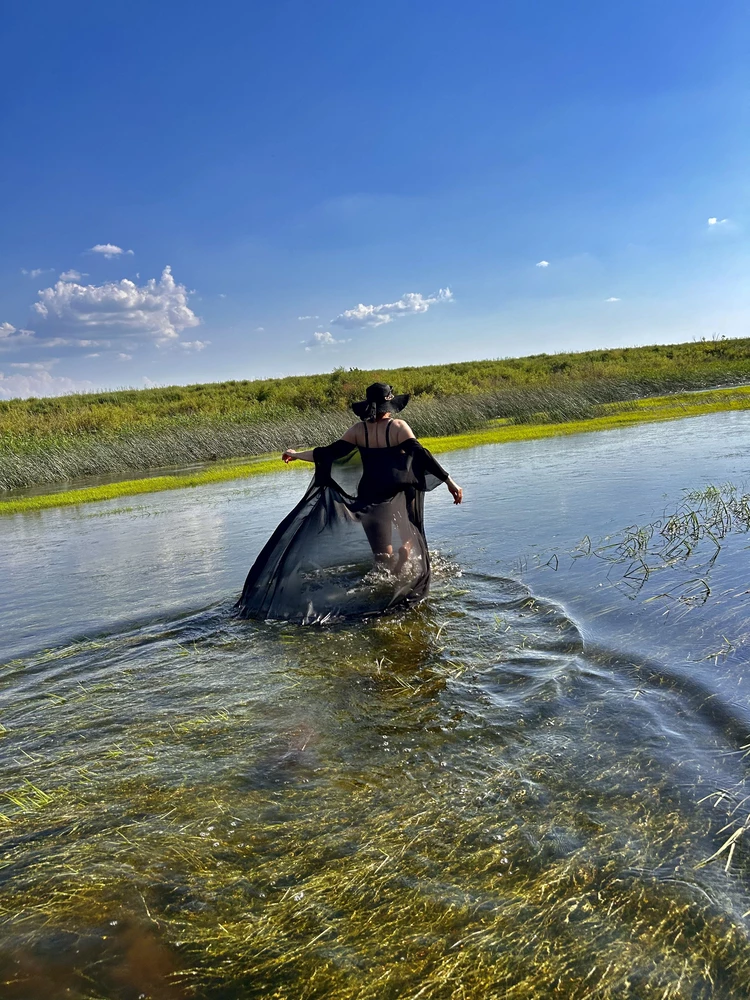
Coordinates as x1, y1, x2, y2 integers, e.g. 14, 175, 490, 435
342, 418, 416, 449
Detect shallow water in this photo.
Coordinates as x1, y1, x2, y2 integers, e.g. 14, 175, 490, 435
2, 411, 750, 999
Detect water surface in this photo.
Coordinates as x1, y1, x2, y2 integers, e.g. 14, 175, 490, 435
2, 411, 750, 999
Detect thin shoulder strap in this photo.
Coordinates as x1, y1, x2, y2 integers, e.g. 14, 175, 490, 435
386, 419, 393, 447
362, 420, 369, 447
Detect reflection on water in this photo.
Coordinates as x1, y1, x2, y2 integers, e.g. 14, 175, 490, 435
1, 411, 750, 998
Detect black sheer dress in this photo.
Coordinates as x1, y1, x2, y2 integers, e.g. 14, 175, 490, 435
235, 420, 450, 623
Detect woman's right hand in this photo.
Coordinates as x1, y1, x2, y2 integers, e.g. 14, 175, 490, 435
282, 449, 297, 464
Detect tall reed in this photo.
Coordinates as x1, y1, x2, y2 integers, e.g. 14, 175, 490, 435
1, 369, 748, 492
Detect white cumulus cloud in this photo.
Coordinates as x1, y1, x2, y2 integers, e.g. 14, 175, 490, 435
536, 260, 550, 268
604, 297, 621, 302
708, 217, 728, 226
304, 331, 349, 351
88, 243, 135, 258
298, 315, 319, 321
32, 267, 200, 343
59, 269, 87, 282
0, 369, 96, 400
332, 287, 452, 329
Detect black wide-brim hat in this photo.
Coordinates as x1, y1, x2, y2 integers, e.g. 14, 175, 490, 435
351, 382, 410, 419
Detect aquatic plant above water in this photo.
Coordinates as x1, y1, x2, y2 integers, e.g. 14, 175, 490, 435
556, 483, 750, 604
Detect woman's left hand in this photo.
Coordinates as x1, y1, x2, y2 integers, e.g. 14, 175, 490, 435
282, 449, 297, 464
447, 480, 463, 505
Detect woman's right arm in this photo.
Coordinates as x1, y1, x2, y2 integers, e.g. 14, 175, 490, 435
445, 477, 463, 504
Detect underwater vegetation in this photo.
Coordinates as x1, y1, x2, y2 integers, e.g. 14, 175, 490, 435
2, 484, 750, 998
1, 606, 749, 1000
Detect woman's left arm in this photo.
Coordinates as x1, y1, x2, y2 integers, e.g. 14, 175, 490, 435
282, 448, 314, 464
282, 424, 361, 464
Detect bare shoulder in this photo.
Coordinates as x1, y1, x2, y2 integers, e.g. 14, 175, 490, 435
342, 422, 363, 444
392, 418, 416, 442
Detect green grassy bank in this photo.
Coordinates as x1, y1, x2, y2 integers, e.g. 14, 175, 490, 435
2, 335, 750, 492
3, 384, 749, 515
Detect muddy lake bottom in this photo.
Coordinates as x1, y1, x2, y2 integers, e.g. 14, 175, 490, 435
2, 411, 750, 999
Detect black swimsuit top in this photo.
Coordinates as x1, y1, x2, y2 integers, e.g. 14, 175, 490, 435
313, 420, 450, 499
358, 420, 413, 498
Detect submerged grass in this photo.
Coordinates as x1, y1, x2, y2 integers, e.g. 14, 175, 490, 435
1, 597, 750, 999
5, 769, 744, 999
3, 384, 750, 515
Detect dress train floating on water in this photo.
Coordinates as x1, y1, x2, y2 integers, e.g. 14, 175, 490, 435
235, 435, 449, 624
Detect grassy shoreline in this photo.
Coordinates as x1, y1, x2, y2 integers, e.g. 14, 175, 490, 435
3, 336, 750, 492
3, 384, 749, 515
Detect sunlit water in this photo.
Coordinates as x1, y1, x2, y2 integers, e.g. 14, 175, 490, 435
2, 411, 750, 999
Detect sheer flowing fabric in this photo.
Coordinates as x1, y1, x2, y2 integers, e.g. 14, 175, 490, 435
235, 435, 449, 624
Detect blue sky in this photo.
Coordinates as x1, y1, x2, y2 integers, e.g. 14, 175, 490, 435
1, 0, 747, 398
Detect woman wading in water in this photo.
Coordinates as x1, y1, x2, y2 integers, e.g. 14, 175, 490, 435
235, 383, 463, 623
